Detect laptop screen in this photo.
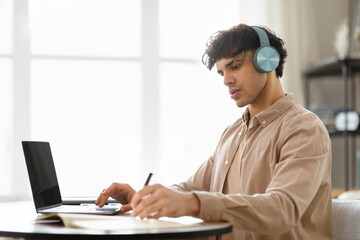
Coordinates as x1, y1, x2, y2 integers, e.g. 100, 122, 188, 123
22, 141, 62, 210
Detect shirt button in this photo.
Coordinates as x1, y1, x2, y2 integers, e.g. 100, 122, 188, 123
225, 161, 229, 165
262, 120, 266, 125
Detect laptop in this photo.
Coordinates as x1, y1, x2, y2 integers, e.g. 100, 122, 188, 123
22, 141, 121, 215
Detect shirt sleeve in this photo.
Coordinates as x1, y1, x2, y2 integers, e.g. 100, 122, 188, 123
192, 122, 332, 235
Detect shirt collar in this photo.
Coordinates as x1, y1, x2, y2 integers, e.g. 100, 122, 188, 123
242, 94, 295, 128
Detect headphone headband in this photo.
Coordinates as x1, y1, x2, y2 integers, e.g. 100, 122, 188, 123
251, 26, 270, 47
250, 26, 280, 73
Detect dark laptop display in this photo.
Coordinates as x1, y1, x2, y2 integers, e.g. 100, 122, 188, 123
22, 141, 62, 211
22, 141, 120, 215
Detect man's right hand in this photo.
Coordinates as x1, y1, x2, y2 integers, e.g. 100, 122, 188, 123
95, 183, 136, 213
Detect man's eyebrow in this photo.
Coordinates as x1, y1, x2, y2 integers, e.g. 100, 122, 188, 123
225, 59, 235, 68
218, 56, 245, 74
225, 57, 244, 68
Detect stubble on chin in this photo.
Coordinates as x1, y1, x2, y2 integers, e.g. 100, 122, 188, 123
235, 94, 257, 108
235, 101, 247, 108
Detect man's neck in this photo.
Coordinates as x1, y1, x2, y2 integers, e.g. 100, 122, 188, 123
248, 73, 285, 116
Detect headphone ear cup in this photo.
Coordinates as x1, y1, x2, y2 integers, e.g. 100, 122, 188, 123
253, 46, 280, 73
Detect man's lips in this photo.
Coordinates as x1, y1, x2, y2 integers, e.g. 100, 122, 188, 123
229, 89, 241, 99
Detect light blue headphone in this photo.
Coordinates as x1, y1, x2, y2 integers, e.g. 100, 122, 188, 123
251, 26, 280, 73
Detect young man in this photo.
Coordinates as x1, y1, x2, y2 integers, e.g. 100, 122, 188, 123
96, 24, 332, 240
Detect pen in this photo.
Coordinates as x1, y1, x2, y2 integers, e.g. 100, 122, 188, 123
144, 172, 153, 186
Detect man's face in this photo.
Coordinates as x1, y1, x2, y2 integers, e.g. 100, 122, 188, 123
216, 50, 267, 108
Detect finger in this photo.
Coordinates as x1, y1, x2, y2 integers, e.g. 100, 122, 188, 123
98, 194, 110, 208
101, 183, 134, 207
146, 200, 176, 219
136, 201, 162, 219
106, 183, 132, 198
95, 189, 107, 206
102, 185, 115, 195
131, 184, 159, 209
148, 211, 161, 219
132, 192, 159, 217
120, 203, 132, 213
98, 185, 118, 207
149, 207, 171, 219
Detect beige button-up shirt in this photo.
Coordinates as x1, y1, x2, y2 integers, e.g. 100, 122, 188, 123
172, 94, 332, 240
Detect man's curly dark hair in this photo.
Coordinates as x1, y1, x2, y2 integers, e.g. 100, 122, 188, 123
202, 24, 287, 78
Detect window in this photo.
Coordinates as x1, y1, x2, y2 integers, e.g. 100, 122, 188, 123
4, 0, 253, 198
28, 0, 142, 195
31, 60, 142, 195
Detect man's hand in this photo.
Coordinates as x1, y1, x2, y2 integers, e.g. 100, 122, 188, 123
95, 183, 136, 213
130, 184, 200, 219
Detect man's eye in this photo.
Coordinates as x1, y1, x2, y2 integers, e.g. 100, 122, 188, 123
232, 64, 240, 70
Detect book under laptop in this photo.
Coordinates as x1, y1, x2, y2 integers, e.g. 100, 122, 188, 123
22, 141, 121, 215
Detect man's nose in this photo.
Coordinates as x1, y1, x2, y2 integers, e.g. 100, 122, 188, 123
223, 73, 234, 86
